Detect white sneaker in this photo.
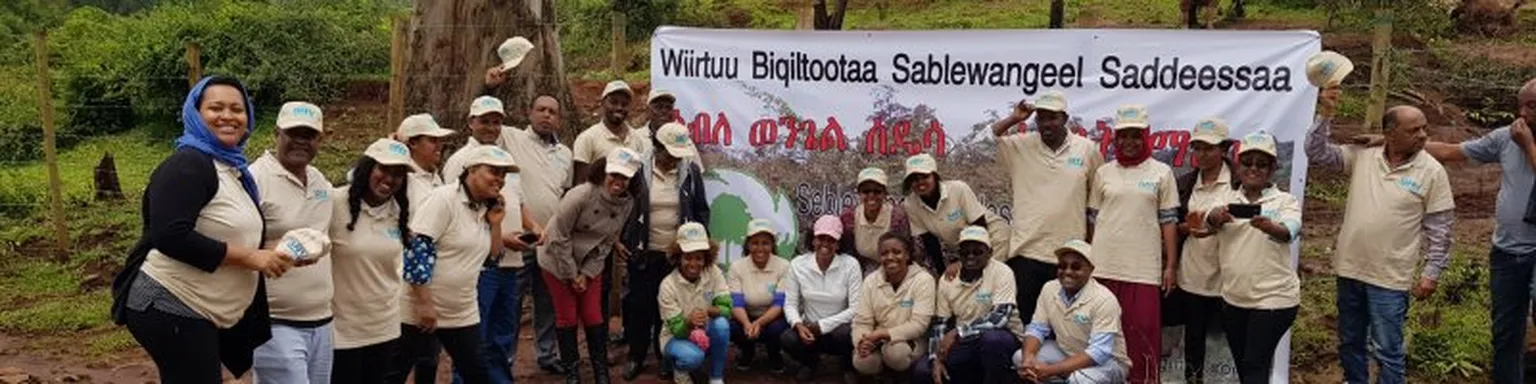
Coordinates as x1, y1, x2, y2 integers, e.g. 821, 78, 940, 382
709, 379, 725, 384
673, 371, 693, 384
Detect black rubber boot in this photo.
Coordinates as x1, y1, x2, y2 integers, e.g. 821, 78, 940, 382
585, 326, 611, 384
557, 327, 582, 384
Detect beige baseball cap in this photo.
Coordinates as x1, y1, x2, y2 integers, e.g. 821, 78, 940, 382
649, 89, 676, 104
1113, 104, 1151, 131
1035, 91, 1068, 112
606, 147, 643, 177
464, 145, 519, 171
857, 167, 888, 187
396, 114, 455, 139
656, 122, 697, 158
497, 37, 535, 73
1191, 117, 1231, 145
904, 154, 939, 178
1238, 130, 1278, 158
602, 80, 633, 99
1053, 239, 1093, 264
958, 226, 990, 247
469, 96, 505, 118
677, 222, 711, 252
1305, 51, 1354, 88
363, 138, 413, 166
279, 228, 331, 262
276, 102, 323, 132
746, 218, 776, 238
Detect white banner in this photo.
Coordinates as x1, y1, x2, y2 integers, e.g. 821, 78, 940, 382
652, 26, 1319, 382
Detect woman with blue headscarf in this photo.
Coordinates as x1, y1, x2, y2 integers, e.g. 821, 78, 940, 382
110, 76, 299, 383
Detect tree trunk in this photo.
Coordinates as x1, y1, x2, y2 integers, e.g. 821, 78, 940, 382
405, 0, 578, 140
813, 0, 848, 30
1049, 0, 1065, 28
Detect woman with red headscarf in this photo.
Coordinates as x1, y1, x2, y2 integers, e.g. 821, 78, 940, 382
1086, 104, 1180, 384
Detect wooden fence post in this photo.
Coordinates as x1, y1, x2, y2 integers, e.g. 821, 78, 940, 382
1364, 7, 1393, 132
610, 10, 627, 77
185, 42, 202, 89
388, 14, 408, 128
33, 31, 69, 262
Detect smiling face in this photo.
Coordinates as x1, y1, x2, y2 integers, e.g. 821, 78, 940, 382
1237, 151, 1276, 189
1036, 110, 1069, 147
878, 237, 911, 282
746, 233, 775, 263
1055, 252, 1093, 293
680, 250, 707, 281
276, 127, 321, 169
369, 164, 409, 202
406, 136, 444, 167
199, 85, 249, 149
857, 181, 887, 209
958, 241, 990, 272
1191, 141, 1225, 172
604, 173, 631, 197
812, 235, 838, 257
602, 93, 632, 126
469, 113, 504, 145
907, 173, 937, 197
465, 165, 508, 201
649, 98, 675, 128
1114, 128, 1147, 159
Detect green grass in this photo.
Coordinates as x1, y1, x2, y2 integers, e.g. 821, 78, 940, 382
0, 290, 111, 334
84, 329, 137, 358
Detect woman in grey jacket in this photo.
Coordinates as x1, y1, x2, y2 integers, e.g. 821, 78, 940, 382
621, 122, 711, 380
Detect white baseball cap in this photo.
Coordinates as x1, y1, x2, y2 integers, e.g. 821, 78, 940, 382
857, 167, 888, 187
677, 222, 711, 252
746, 218, 776, 239
363, 138, 413, 166
279, 228, 331, 262
396, 114, 455, 139
1053, 239, 1093, 264
602, 80, 633, 99
958, 226, 990, 247
469, 96, 505, 118
464, 145, 519, 171
606, 147, 643, 177
1191, 117, 1231, 145
904, 154, 939, 177
656, 122, 697, 158
1238, 131, 1278, 158
1306, 51, 1354, 88
648, 89, 676, 104
1113, 104, 1151, 131
497, 37, 535, 73
276, 102, 323, 132
1035, 91, 1068, 112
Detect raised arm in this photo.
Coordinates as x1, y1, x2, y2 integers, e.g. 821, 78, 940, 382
992, 100, 1034, 137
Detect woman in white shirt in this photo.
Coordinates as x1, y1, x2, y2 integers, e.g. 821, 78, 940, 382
329, 139, 414, 384
778, 215, 863, 382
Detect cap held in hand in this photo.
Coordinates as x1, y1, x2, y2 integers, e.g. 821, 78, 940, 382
280, 228, 331, 262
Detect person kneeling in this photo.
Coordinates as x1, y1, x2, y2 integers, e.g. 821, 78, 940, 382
852, 233, 935, 383
1015, 240, 1131, 384
660, 222, 732, 384
911, 226, 1022, 384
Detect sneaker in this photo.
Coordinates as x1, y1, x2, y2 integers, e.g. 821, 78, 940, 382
734, 351, 754, 372
673, 371, 693, 384
709, 379, 725, 384
767, 355, 786, 374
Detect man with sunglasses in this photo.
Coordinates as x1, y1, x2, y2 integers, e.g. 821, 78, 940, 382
990, 91, 1104, 327
1014, 239, 1129, 384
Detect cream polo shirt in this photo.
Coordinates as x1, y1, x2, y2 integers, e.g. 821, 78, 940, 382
648, 166, 682, 251
1089, 161, 1179, 285
727, 256, 790, 317
658, 266, 730, 346
903, 180, 1010, 261
572, 122, 652, 164
495, 170, 525, 268
1334, 147, 1455, 291
1031, 279, 1131, 369
852, 267, 936, 344
140, 160, 263, 328
1178, 165, 1232, 297
250, 153, 335, 322
1211, 187, 1303, 310
852, 203, 894, 262
500, 127, 573, 225
402, 184, 493, 329
935, 259, 1022, 335
405, 162, 444, 214
327, 187, 406, 349
998, 133, 1102, 262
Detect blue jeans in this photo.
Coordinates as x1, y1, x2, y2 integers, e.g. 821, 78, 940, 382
453, 266, 523, 384
1336, 277, 1407, 384
252, 323, 335, 384
666, 317, 731, 379
1491, 247, 1535, 384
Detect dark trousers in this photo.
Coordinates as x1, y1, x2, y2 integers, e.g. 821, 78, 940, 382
779, 323, 853, 371
730, 317, 790, 359
124, 306, 223, 384
1007, 257, 1056, 325
910, 329, 1020, 384
334, 339, 398, 384
1179, 290, 1224, 382
1490, 247, 1535, 384
624, 250, 673, 365
524, 250, 559, 368
1221, 304, 1297, 384
385, 324, 490, 384
452, 266, 522, 384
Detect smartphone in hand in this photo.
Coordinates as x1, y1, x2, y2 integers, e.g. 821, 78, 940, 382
518, 232, 539, 244
1228, 203, 1261, 219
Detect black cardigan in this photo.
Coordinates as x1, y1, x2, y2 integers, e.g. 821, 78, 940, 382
109, 147, 271, 376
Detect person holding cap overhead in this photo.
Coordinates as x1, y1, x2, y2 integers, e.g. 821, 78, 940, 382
1201, 131, 1302, 384
541, 147, 643, 384
384, 145, 518, 384
573, 80, 651, 180
851, 232, 935, 380
1086, 104, 1179, 384
113, 76, 293, 383
247, 101, 337, 384
393, 114, 457, 209
499, 94, 574, 376
444, 96, 511, 183
1014, 240, 1131, 384
727, 218, 792, 374
1170, 116, 1237, 384
780, 215, 863, 382
900, 153, 1009, 273
621, 121, 712, 380
657, 222, 733, 384
329, 139, 414, 384
911, 226, 1022, 384
839, 167, 912, 274
989, 90, 1104, 329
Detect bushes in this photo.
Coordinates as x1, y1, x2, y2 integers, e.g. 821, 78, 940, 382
558, 0, 762, 73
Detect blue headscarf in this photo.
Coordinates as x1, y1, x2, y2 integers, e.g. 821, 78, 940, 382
176, 76, 261, 206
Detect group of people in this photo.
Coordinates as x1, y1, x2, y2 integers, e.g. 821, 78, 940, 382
105, 39, 1536, 384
